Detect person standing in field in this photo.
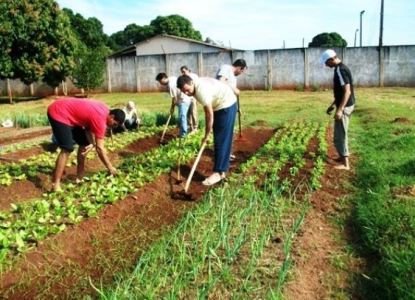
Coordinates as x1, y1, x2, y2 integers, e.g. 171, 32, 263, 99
180, 66, 199, 133
47, 97, 126, 192
216, 59, 247, 160
177, 75, 237, 185
321, 49, 356, 170
156, 72, 192, 137
215, 58, 247, 96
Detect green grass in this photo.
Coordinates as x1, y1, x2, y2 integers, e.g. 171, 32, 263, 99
350, 90, 415, 299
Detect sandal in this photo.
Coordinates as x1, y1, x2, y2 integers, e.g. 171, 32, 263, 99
202, 173, 223, 186
230, 154, 236, 162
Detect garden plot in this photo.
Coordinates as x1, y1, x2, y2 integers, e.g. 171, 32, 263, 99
0, 127, 274, 299
0, 126, 176, 209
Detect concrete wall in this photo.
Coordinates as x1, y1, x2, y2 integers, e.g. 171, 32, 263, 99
2, 45, 414, 97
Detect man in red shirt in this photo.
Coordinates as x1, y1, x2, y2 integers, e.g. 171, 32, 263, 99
47, 97, 125, 192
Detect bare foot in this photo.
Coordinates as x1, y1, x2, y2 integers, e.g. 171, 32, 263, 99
51, 184, 63, 193
334, 164, 350, 170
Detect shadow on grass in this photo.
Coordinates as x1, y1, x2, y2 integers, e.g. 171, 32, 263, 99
0, 96, 42, 104
392, 159, 415, 177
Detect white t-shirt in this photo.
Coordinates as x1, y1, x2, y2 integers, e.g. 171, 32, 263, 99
123, 107, 137, 121
168, 76, 191, 105
193, 78, 237, 111
188, 72, 199, 82
216, 64, 237, 88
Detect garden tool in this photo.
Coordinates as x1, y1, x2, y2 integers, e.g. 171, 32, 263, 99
160, 112, 172, 144
184, 139, 207, 193
177, 136, 183, 182
237, 95, 242, 138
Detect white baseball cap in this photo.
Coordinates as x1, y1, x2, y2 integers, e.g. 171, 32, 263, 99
127, 101, 135, 110
320, 49, 337, 65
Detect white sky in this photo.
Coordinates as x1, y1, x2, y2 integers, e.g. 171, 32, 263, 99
56, 0, 415, 50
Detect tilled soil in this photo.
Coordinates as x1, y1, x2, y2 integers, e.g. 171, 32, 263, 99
0, 127, 274, 299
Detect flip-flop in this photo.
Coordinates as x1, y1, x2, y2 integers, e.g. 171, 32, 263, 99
202, 173, 222, 186
230, 154, 236, 161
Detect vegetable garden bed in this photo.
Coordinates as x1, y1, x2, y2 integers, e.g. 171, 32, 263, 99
0, 122, 332, 299
0, 126, 273, 298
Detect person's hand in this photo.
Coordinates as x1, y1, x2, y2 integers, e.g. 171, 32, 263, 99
326, 105, 335, 115
170, 106, 175, 115
108, 167, 117, 176
335, 109, 343, 120
201, 135, 209, 145
80, 144, 94, 156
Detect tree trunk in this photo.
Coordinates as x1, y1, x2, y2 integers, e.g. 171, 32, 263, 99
7, 78, 13, 104
62, 80, 68, 96
30, 83, 34, 96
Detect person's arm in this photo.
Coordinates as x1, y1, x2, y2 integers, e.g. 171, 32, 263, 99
80, 130, 95, 156
202, 105, 214, 144
335, 84, 351, 120
95, 137, 116, 175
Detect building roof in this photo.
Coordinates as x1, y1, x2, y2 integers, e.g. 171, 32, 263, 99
109, 34, 235, 58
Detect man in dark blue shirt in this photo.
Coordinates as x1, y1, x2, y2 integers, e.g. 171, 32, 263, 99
321, 49, 356, 170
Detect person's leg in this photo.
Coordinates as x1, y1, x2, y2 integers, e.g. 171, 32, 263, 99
333, 106, 353, 170
52, 150, 71, 191
178, 103, 190, 137
209, 103, 237, 179
187, 101, 194, 131
47, 114, 75, 191
73, 127, 91, 180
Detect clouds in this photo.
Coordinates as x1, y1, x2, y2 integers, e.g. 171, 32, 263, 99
56, 0, 415, 50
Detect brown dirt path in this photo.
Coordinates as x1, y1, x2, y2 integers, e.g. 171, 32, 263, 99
283, 127, 361, 299
0, 127, 51, 146
0, 127, 274, 299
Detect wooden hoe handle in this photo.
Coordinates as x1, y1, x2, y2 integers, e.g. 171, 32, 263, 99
184, 140, 207, 193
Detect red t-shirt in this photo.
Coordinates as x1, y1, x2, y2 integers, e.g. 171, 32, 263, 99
48, 97, 109, 139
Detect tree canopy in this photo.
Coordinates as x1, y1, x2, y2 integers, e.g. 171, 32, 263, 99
0, 0, 76, 86
63, 8, 109, 49
108, 15, 202, 51
308, 32, 347, 48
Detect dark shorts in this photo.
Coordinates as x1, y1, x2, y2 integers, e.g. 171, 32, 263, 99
48, 114, 90, 152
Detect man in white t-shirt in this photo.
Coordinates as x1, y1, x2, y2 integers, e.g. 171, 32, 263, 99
180, 65, 199, 132
177, 75, 237, 186
215, 59, 247, 95
156, 72, 192, 137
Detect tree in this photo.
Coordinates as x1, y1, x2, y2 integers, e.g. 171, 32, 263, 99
108, 14, 202, 51
71, 45, 110, 95
0, 0, 77, 102
150, 15, 202, 41
308, 32, 347, 48
63, 8, 109, 49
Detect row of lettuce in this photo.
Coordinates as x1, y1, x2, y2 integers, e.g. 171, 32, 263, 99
0, 126, 166, 186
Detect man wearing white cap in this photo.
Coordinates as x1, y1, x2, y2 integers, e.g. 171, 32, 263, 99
320, 49, 355, 170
